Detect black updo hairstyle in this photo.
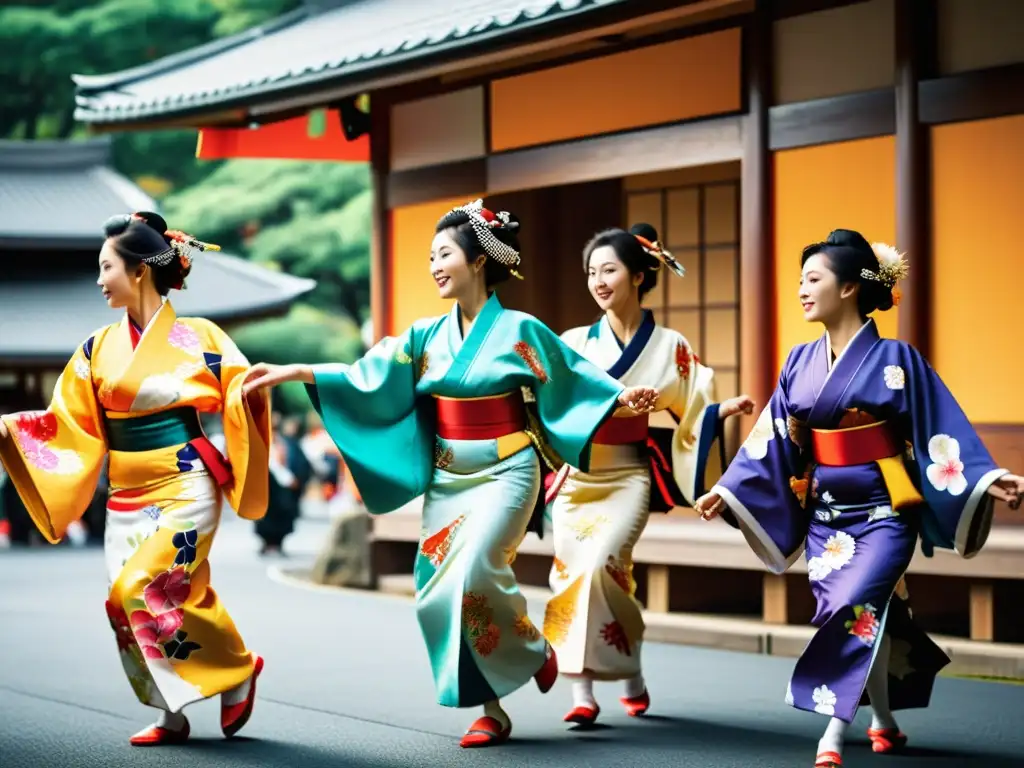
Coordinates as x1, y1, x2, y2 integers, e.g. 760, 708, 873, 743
102, 211, 191, 296
581, 222, 661, 299
801, 228, 893, 317
434, 206, 522, 288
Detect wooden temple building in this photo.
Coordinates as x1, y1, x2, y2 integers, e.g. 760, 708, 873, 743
70, 0, 1024, 665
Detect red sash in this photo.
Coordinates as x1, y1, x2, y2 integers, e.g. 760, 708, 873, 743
435, 392, 527, 440
812, 421, 902, 466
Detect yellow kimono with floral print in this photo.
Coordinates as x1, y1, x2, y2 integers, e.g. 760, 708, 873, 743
0, 301, 270, 713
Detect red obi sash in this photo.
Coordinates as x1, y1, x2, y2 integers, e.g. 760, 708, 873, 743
811, 420, 902, 466
435, 392, 527, 440
592, 414, 649, 445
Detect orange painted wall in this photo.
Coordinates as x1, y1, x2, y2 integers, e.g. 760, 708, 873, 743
490, 29, 741, 152
931, 115, 1024, 423
773, 136, 898, 372
389, 195, 481, 335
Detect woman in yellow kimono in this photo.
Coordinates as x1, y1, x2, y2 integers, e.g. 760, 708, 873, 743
242, 199, 659, 748
545, 223, 755, 725
0, 212, 271, 747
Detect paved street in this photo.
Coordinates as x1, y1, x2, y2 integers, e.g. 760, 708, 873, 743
1, 513, 1021, 768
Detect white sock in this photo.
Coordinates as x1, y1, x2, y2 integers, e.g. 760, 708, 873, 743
817, 717, 848, 757
483, 699, 510, 730
623, 673, 645, 699
867, 633, 898, 731
221, 671, 253, 706
572, 678, 597, 709
156, 710, 187, 732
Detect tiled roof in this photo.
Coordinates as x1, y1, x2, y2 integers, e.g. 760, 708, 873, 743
73, 0, 626, 124
0, 139, 156, 249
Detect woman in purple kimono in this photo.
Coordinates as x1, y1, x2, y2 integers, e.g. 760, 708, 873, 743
695, 229, 1023, 768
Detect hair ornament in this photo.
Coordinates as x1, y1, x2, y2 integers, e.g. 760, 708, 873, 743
452, 198, 523, 279
634, 234, 685, 278
860, 242, 909, 302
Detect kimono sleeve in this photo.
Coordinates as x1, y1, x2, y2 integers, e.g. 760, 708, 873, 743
520, 319, 623, 473
661, 336, 724, 505
0, 337, 107, 543
711, 348, 809, 574
305, 326, 434, 514
897, 345, 1007, 558
207, 322, 272, 521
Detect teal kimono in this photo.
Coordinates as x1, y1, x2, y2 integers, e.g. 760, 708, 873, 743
307, 293, 624, 707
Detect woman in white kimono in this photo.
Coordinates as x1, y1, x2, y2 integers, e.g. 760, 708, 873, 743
543, 223, 755, 725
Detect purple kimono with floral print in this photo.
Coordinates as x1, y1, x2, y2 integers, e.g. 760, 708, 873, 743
712, 319, 1007, 723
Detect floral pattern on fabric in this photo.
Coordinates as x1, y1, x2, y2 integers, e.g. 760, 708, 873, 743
925, 435, 967, 496
463, 592, 501, 656
812, 684, 837, 715
846, 603, 879, 646
434, 441, 454, 470
553, 557, 569, 580
12, 412, 85, 475
600, 621, 631, 655
513, 341, 548, 384
544, 576, 582, 646
167, 321, 202, 357
417, 353, 430, 381
675, 341, 692, 380
421, 515, 465, 568
605, 555, 633, 594
569, 514, 608, 542
513, 614, 541, 641
884, 365, 906, 390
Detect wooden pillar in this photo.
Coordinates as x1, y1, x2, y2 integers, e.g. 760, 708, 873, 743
369, 93, 393, 342
969, 581, 994, 642
646, 564, 670, 613
762, 573, 788, 624
895, 0, 935, 355
739, 0, 774, 432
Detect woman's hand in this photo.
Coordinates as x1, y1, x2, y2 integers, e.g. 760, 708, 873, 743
695, 491, 726, 521
241, 363, 314, 397
720, 394, 756, 420
987, 474, 1024, 510
619, 386, 658, 414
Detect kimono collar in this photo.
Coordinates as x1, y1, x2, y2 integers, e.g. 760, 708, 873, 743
448, 291, 503, 352
824, 318, 878, 373
592, 309, 656, 379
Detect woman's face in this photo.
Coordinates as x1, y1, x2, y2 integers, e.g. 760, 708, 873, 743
799, 252, 856, 324
97, 241, 142, 309
587, 245, 643, 313
430, 229, 484, 300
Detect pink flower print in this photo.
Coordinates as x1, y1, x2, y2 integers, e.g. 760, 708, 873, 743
16, 412, 57, 442
143, 568, 191, 615
167, 322, 201, 356
130, 611, 165, 660
20, 437, 59, 472
105, 600, 136, 652
925, 435, 967, 496
155, 609, 184, 640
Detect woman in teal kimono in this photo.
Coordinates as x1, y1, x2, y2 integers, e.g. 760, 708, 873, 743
243, 199, 658, 748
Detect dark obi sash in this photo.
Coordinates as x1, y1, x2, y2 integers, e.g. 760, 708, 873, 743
103, 407, 232, 486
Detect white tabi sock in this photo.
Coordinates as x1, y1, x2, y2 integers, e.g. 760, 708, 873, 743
867, 632, 899, 731
817, 717, 848, 757
572, 678, 597, 709
156, 710, 187, 732
221, 671, 253, 706
623, 673, 646, 699
483, 699, 510, 730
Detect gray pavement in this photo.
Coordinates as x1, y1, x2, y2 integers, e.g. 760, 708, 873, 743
1, 513, 1022, 768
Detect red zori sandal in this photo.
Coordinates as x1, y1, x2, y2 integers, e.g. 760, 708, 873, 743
460, 716, 512, 748
867, 727, 908, 753
129, 718, 190, 747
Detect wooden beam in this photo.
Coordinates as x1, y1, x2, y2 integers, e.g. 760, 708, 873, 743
739, 1, 773, 434
369, 94, 392, 341
969, 581, 995, 642
919, 62, 1024, 126
768, 89, 894, 151
894, 0, 933, 355
771, 0, 866, 20
487, 115, 743, 194
386, 157, 487, 209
